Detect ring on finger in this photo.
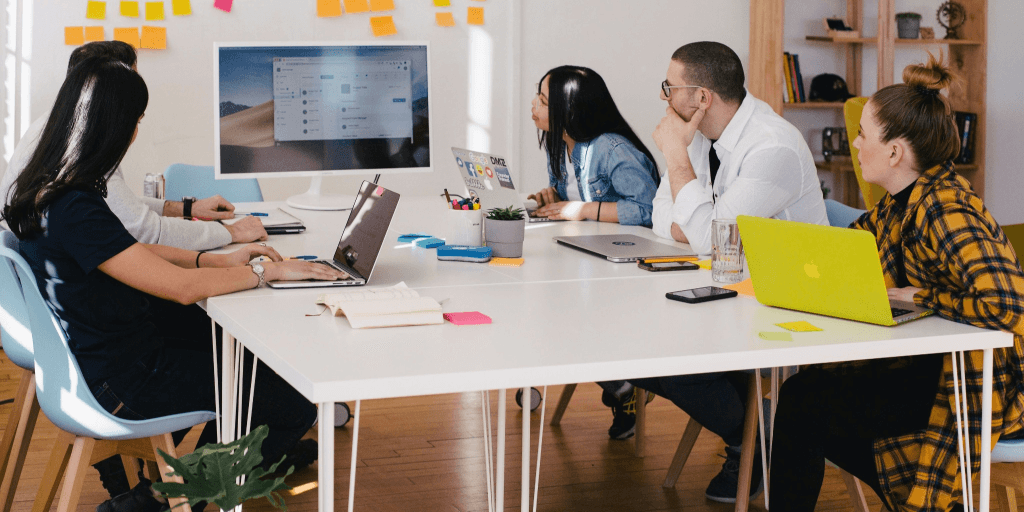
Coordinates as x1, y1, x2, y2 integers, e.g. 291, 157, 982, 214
259, 242, 267, 247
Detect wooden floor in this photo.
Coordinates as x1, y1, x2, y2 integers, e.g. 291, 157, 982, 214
0, 348, 918, 512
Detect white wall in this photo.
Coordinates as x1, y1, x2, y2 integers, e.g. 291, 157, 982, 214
982, 0, 1024, 224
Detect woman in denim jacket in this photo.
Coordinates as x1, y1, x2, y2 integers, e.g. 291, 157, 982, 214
528, 66, 660, 227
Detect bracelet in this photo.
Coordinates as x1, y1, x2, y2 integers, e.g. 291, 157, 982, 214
196, 250, 206, 268
596, 202, 602, 222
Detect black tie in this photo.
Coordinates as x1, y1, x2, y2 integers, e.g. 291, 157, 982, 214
708, 140, 721, 186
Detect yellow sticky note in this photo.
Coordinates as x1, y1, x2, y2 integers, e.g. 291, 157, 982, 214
317, 0, 341, 17
433, 0, 449, 5
85, 26, 106, 42
369, 15, 397, 37
722, 278, 756, 297
171, 0, 191, 15
435, 11, 455, 27
145, 2, 165, 20
65, 27, 85, 46
776, 321, 823, 332
141, 26, 166, 49
113, 27, 140, 48
695, 259, 712, 270
343, 0, 369, 13
467, 6, 484, 25
87, 1, 107, 19
369, 0, 393, 11
120, 1, 139, 17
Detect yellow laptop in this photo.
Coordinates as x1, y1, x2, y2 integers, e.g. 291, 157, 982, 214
736, 215, 932, 327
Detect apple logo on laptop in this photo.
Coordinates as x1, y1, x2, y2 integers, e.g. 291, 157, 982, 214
612, 241, 636, 246
804, 261, 821, 279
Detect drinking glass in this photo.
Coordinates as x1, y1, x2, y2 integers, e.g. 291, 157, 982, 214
712, 218, 745, 283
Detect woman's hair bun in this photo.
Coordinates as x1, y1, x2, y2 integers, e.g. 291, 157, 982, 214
902, 52, 955, 93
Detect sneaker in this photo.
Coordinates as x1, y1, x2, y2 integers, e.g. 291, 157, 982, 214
96, 478, 168, 512
265, 438, 319, 474
94, 456, 132, 499
606, 388, 655, 441
704, 445, 764, 504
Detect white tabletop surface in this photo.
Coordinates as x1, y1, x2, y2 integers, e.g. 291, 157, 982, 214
207, 198, 1013, 403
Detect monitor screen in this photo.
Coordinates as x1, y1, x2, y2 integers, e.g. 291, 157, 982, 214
214, 42, 431, 179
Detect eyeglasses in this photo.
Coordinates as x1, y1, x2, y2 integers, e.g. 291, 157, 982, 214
661, 80, 701, 97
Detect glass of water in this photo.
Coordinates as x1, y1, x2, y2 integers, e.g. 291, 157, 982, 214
712, 218, 745, 284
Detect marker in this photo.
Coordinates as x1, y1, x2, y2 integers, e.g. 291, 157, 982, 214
236, 212, 268, 217
444, 188, 452, 208
287, 255, 317, 260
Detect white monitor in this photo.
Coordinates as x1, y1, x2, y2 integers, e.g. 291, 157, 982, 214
214, 42, 432, 210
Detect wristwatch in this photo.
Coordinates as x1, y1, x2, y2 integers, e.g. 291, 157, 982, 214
182, 196, 197, 218
248, 262, 265, 288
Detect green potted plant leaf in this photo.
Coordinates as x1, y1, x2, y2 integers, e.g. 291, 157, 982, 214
484, 206, 526, 258
151, 425, 294, 511
896, 12, 922, 39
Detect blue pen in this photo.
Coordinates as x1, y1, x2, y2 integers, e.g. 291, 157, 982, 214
287, 255, 317, 260
236, 212, 269, 217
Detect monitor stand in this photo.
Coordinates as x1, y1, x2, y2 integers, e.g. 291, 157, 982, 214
286, 176, 355, 211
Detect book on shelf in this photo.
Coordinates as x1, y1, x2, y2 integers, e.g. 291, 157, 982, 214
954, 111, 978, 165
792, 53, 806, 102
783, 52, 795, 103
782, 52, 807, 103
319, 286, 443, 329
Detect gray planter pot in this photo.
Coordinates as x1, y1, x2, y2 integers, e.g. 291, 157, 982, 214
484, 218, 526, 258
896, 15, 921, 39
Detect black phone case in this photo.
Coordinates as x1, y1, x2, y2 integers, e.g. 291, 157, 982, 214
665, 288, 738, 303
638, 261, 699, 272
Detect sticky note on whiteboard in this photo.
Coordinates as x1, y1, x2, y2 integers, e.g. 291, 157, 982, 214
370, 15, 397, 37
369, 0, 394, 11
141, 26, 166, 49
145, 1, 165, 20
85, 26, 105, 42
343, 0, 369, 13
121, 1, 140, 17
65, 27, 85, 46
87, 1, 107, 19
113, 27, 140, 47
213, 0, 232, 12
467, 6, 484, 25
436, 12, 455, 26
171, 0, 191, 15
317, 0, 341, 17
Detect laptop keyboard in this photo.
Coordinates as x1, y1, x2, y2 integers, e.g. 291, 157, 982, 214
891, 307, 913, 317
313, 260, 356, 280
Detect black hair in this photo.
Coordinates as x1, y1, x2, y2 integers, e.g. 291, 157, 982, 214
670, 42, 746, 104
68, 41, 137, 73
537, 66, 659, 185
2, 58, 148, 239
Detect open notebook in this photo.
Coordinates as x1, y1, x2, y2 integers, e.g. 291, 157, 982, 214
222, 208, 306, 234
317, 286, 443, 329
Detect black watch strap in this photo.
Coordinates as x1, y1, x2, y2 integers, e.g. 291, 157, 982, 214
182, 197, 196, 218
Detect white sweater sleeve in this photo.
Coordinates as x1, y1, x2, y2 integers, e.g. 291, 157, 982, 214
104, 168, 232, 250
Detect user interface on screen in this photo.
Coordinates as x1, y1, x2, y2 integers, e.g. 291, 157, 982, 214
216, 44, 430, 176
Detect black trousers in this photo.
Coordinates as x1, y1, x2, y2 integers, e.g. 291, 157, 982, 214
630, 371, 750, 447
90, 299, 317, 494
768, 355, 944, 512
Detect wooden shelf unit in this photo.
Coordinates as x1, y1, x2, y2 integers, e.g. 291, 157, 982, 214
783, 102, 845, 110
750, 0, 987, 203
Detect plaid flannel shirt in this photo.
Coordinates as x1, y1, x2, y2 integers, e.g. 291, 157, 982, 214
841, 162, 1024, 512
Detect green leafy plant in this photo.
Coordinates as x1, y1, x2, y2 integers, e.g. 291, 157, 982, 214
486, 205, 525, 221
820, 179, 831, 199
152, 425, 294, 511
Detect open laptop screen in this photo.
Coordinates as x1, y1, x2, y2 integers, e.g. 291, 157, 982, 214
332, 181, 400, 278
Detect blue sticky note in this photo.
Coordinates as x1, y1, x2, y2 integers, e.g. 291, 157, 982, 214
399, 233, 432, 243
415, 237, 445, 248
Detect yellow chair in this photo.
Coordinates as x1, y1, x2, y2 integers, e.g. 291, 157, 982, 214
844, 97, 888, 209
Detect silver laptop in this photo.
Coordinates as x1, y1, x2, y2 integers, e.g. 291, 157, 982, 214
553, 234, 696, 263
451, 147, 565, 223
268, 181, 400, 289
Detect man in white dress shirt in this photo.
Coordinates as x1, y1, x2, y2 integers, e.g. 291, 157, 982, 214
0, 41, 266, 250
630, 41, 826, 504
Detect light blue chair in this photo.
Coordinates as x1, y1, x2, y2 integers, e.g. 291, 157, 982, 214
3, 246, 215, 512
825, 198, 866, 229
0, 230, 39, 512
164, 163, 263, 203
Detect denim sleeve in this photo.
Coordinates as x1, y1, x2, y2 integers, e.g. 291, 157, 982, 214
590, 142, 658, 227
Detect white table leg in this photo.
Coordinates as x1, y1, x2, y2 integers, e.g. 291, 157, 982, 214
522, 386, 530, 512
980, 348, 993, 512
497, 389, 506, 512
319, 402, 334, 512
348, 400, 361, 512
221, 333, 237, 444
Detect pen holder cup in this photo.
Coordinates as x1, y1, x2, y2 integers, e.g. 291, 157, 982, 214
446, 209, 484, 246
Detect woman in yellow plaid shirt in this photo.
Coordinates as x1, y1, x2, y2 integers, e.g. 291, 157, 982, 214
769, 55, 1024, 512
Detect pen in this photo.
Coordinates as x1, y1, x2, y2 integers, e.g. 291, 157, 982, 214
286, 255, 317, 260
236, 212, 269, 217
641, 256, 699, 263
444, 188, 452, 209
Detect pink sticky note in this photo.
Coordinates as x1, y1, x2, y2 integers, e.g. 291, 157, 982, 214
443, 312, 492, 326
213, 0, 232, 12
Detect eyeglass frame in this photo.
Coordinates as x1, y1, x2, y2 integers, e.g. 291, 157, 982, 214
661, 80, 702, 97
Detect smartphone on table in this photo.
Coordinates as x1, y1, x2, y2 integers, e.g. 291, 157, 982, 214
638, 260, 700, 272
666, 286, 738, 303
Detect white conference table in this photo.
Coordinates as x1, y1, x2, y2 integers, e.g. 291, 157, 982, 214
205, 197, 1012, 512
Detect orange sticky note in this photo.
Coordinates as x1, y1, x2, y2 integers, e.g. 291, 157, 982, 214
141, 26, 166, 49
467, 6, 484, 25
120, 1, 139, 17
435, 11, 455, 26
85, 26, 106, 42
65, 27, 85, 45
369, 0, 393, 11
317, 0, 341, 17
433, 0, 449, 5
171, 0, 191, 15
145, 2, 164, 20
723, 278, 756, 297
86, 1, 107, 19
369, 15, 397, 37
113, 27, 141, 48
343, 0, 369, 13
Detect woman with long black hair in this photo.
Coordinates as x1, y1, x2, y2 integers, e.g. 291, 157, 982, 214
528, 65, 660, 227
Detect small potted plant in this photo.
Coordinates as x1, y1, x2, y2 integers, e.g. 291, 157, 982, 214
484, 206, 526, 258
896, 12, 922, 39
